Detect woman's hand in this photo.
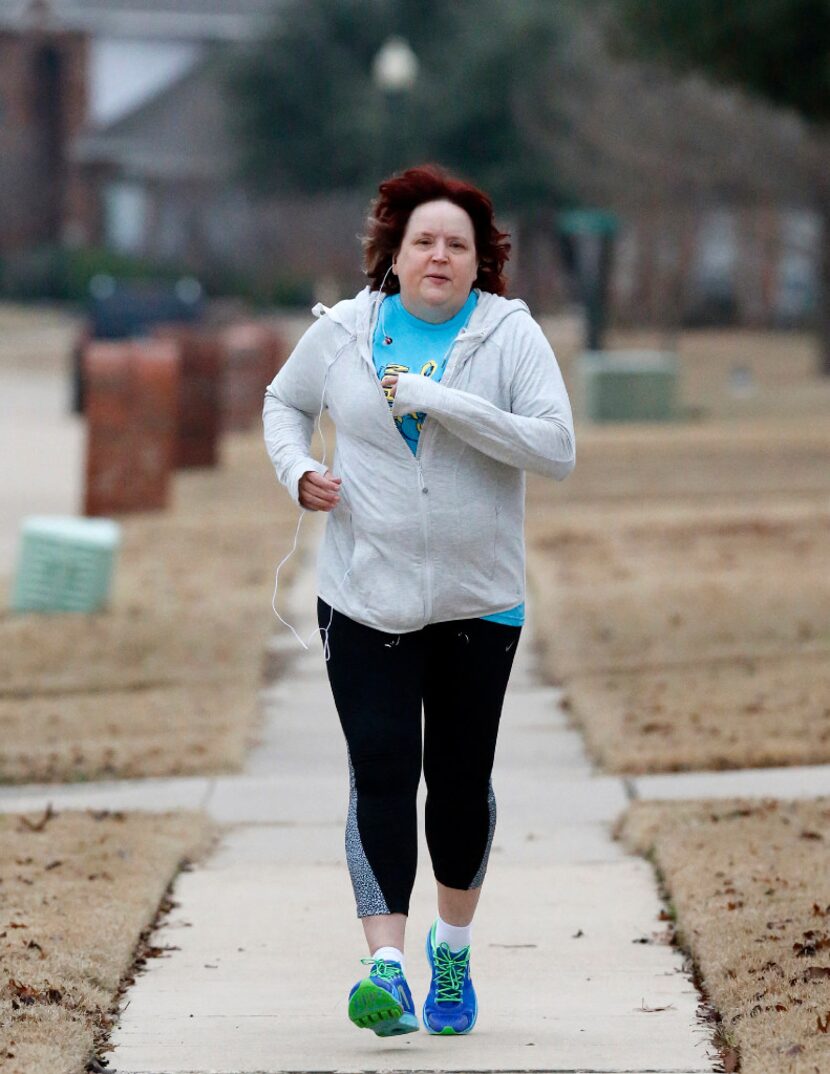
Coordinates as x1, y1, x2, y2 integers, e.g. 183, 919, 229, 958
299, 469, 341, 511
381, 373, 398, 400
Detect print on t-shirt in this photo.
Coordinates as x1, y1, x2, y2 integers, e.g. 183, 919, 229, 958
373, 291, 477, 457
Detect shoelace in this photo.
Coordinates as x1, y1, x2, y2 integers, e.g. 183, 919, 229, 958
360, 956, 401, 983
432, 941, 470, 1003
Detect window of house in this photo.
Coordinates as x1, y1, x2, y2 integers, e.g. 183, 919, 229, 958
775, 209, 818, 325
693, 208, 736, 297
688, 207, 738, 323
103, 181, 148, 255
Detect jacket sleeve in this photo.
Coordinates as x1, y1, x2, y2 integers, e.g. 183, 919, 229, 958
262, 316, 337, 505
390, 313, 576, 480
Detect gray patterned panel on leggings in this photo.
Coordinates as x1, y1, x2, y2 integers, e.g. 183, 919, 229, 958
345, 751, 391, 917
469, 780, 497, 889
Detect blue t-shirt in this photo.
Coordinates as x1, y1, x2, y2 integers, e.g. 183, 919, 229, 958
372, 292, 524, 628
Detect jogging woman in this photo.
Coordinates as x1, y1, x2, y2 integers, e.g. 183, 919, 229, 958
263, 164, 575, 1037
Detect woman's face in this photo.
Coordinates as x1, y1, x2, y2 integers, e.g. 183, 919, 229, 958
392, 199, 478, 323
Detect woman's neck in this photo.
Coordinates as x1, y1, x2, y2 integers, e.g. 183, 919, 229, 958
398, 292, 470, 324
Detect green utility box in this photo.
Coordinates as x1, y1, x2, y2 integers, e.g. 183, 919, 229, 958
11, 516, 121, 613
579, 350, 678, 423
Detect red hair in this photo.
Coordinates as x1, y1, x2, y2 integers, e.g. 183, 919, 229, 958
362, 164, 511, 295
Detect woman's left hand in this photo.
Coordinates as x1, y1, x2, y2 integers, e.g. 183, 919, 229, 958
381, 374, 398, 399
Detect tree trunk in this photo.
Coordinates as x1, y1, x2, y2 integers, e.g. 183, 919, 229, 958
816, 136, 830, 375
819, 198, 830, 376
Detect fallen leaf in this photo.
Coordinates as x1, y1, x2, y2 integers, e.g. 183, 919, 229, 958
18, 804, 56, 832
638, 999, 676, 1012
794, 936, 830, 957
722, 1046, 739, 1071
26, 940, 45, 959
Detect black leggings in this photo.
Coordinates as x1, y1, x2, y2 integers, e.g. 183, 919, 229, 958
317, 596, 521, 918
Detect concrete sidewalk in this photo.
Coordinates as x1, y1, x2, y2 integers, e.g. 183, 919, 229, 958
1, 512, 718, 1074
0, 368, 85, 578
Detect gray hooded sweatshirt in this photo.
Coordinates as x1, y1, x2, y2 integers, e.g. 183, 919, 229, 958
263, 286, 575, 634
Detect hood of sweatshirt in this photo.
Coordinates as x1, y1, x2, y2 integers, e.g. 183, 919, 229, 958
312, 286, 531, 367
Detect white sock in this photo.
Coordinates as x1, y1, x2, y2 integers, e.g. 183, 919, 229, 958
435, 915, 472, 953
371, 945, 405, 973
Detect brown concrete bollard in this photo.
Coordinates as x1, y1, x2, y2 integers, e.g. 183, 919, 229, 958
261, 324, 290, 385
219, 323, 290, 432
154, 325, 222, 469
220, 323, 269, 433
83, 339, 180, 516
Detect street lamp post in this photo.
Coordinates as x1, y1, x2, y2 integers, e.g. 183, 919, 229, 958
372, 35, 418, 176
557, 208, 619, 352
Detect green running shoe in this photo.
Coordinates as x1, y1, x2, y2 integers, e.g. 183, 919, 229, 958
423, 920, 478, 1034
347, 957, 419, 1036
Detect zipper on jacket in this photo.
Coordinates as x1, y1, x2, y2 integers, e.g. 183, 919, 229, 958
363, 295, 432, 621
359, 298, 490, 625
416, 459, 432, 621
410, 330, 484, 622
361, 298, 420, 458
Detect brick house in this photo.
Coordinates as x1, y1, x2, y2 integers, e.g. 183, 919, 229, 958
0, 0, 281, 255
0, 4, 88, 250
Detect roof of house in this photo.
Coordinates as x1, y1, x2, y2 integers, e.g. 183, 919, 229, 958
0, 0, 282, 40
70, 53, 237, 180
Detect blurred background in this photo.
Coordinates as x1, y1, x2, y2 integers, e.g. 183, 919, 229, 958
1, 0, 827, 323
1, 0, 829, 785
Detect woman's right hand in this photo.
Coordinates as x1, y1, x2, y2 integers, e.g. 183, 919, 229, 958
299, 469, 341, 511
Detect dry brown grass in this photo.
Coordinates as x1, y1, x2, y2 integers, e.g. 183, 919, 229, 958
115, 515, 285, 611
527, 501, 830, 679
527, 415, 830, 506
0, 605, 268, 696
0, 429, 312, 784
526, 496, 830, 772
618, 797, 830, 1074
564, 650, 830, 774
0, 806, 216, 1074
0, 682, 259, 784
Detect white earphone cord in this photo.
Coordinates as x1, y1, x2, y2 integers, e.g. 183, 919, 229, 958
269, 264, 394, 660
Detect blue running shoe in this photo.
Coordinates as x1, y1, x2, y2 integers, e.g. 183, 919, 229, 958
423, 920, 478, 1034
347, 957, 419, 1036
